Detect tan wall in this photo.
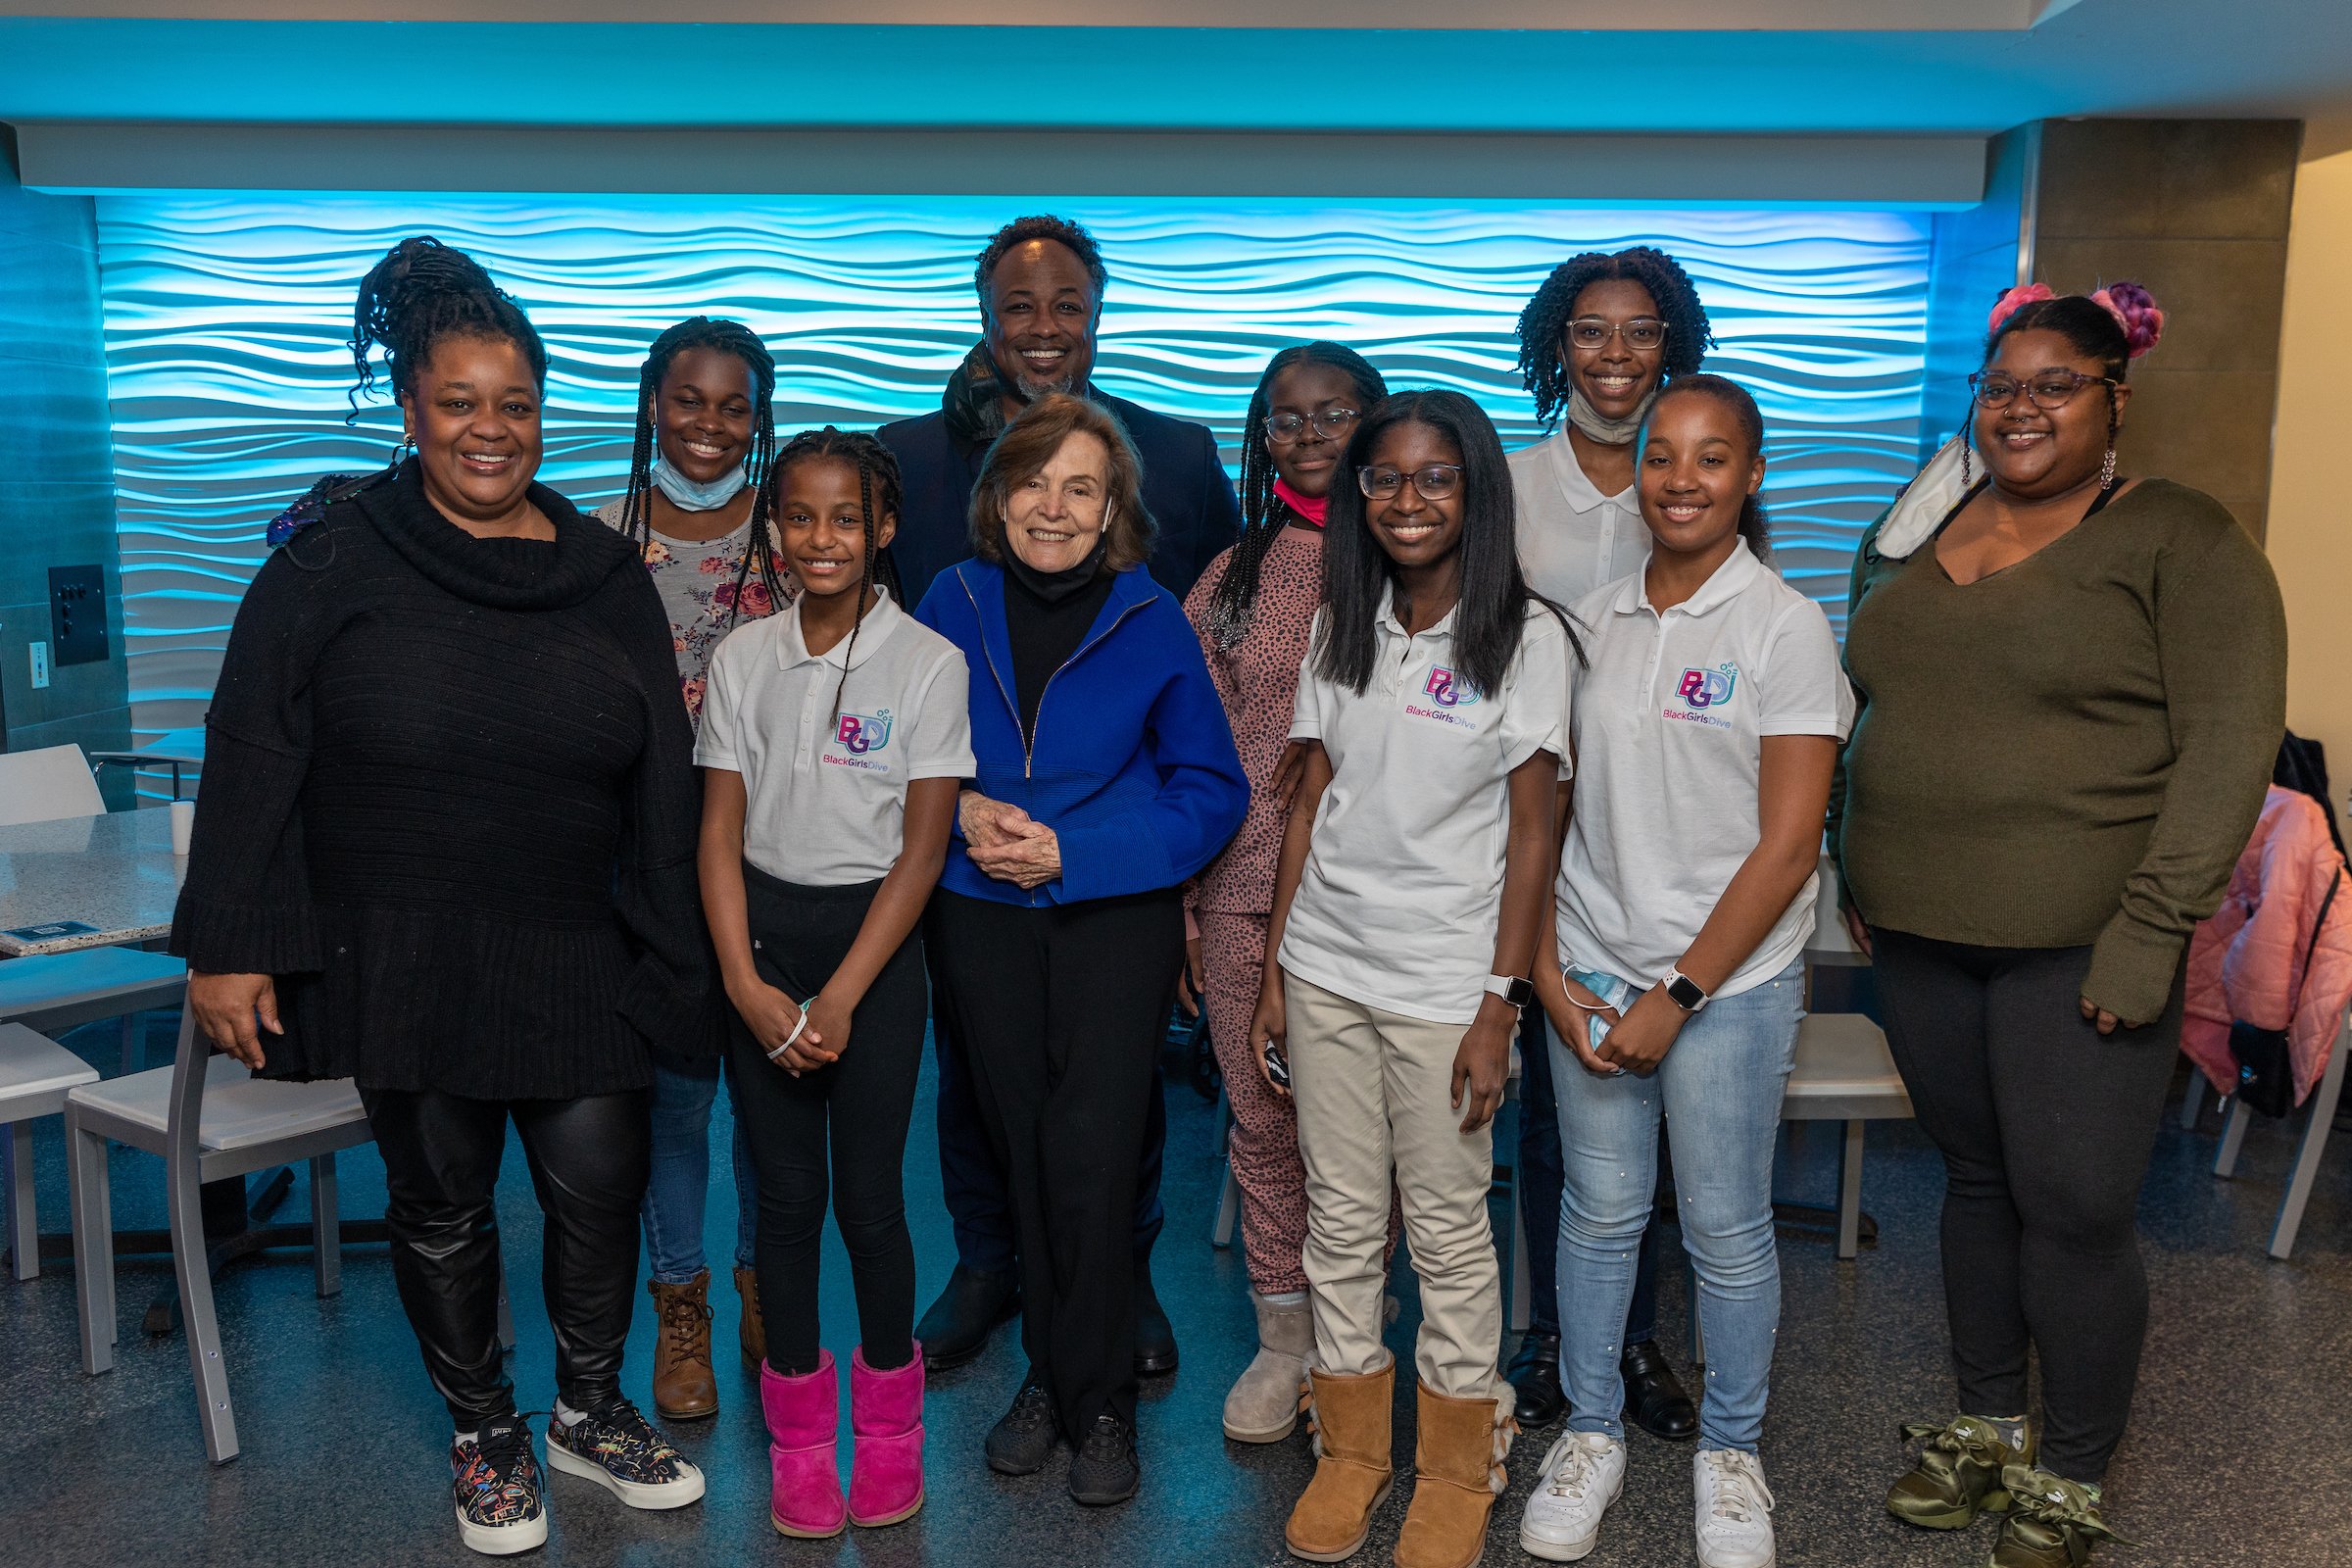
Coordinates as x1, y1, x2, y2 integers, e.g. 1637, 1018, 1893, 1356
2268, 121, 2352, 837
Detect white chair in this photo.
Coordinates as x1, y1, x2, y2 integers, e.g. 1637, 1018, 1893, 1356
2, 1023, 101, 1280
2212, 1007, 2350, 1259
0, 743, 107, 826
0, 948, 189, 1077
66, 1005, 371, 1464
1781, 1012, 1915, 1259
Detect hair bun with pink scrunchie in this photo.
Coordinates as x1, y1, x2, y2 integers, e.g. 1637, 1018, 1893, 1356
2089, 281, 2165, 359
1985, 281, 2055, 333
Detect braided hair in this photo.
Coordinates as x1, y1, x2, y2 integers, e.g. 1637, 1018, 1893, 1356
1515, 246, 1712, 435
1205, 342, 1388, 649
348, 234, 545, 419
767, 426, 905, 722
619, 318, 786, 629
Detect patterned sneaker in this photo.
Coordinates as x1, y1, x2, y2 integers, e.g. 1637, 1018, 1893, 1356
546, 1399, 707, 1510
451, 1416, 548, 1556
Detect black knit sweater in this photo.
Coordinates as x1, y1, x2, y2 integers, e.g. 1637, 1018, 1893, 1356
170, 461, 710, 1099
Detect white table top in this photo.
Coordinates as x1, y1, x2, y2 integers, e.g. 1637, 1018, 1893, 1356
0, 808, 184, 957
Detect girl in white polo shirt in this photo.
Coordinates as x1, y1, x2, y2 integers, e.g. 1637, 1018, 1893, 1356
695, 428, 972, 1542
1515, 375, 1850, 1568
1252, 389, 1573, 1568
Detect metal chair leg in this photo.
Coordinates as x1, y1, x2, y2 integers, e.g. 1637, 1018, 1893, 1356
2179, 1072, 2206, 1130
68, 1113, 117, 1373
2215, 1095, 2254, 1178
2270, 1018, 2349, 1260
120, 1013, 140, 1078
1209, 1088, 1240, 1249
5, 1122, 35, 1282
310, 1152, 342, 1298
169, 1157, 240, 1464
1508, 1178, 1532, 1334
1837, 1120, 1866, 1261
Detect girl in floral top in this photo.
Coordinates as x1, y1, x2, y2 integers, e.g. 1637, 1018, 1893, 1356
1180, 342, 1387, 1446
596, 317, 794, 1423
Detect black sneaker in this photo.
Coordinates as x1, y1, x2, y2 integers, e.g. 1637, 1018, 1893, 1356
451, 1415, 548, 1556
1067, 1412, 1139, 1507
985, 1375, 1059, 1476
545, 1399, 707, 1510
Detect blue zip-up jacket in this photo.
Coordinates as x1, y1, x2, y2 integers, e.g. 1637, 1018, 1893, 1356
913, 557, 1249, 907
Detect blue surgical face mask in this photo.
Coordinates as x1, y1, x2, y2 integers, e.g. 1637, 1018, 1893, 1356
650, 452, 748, 513
1563, 965, 1637, 1055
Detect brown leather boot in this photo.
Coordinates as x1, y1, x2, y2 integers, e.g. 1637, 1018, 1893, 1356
648, 1271, 718, 1421
1393, 1382, 1510, 1568
1285, 1357, 1395, 1562
735, 1263, 768, 1371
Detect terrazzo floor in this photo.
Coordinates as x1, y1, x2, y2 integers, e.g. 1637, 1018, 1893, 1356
5, 1013, 2348, 1568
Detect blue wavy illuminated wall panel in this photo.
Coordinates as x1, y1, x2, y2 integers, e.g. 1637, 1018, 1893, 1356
94, 196, 1930, 738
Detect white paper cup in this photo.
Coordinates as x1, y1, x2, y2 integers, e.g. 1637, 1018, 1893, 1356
170, 799, 195, 857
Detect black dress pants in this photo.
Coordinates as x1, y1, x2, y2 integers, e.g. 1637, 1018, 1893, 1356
929, 887, 1184, 1439
1869, 928, 2185, 1482
725, 867, 928, 1378
361, 1085, 650, 1431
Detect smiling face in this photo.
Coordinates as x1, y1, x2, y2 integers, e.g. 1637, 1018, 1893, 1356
1564, 276, 1669, 423
404, 334, 543, 525
982, 239, 1100, 403
1002, 429, 1112, 573
1972, 326, 2131, 500
1360, 419, 1466, 572
1638, 390, 1764, 560
651, 344, 758, 485
776, 454, 896, 602
1263, 361, 1364, 500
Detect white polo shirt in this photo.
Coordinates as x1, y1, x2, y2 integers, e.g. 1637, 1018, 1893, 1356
1509, 431, 1647, 606
1554, 545, 1854, 999
695, 587, 975, 888
1280, 593, 1573, 1026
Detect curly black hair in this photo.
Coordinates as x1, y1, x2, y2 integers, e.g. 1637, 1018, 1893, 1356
348, 234, 545, 418
1514, 245, 1712, 434
617, 317, 788, 631
973, 214, 1107, 307
767, 426, 906, 722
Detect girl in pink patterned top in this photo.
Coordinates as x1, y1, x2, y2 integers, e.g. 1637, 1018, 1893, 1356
1182, 343, 1388, 1445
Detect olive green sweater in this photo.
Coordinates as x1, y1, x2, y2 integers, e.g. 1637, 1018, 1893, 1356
1834, 478, 2287, 1024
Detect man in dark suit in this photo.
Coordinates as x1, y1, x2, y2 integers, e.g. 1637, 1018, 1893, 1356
881, 215, 1241, 1378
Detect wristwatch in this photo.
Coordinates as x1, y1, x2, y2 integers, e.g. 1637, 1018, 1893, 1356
1485, 974, 1535, 1008
1661, 967, 1710, 1012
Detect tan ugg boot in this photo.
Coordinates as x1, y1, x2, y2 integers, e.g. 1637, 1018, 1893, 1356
1393, 1382, 1511, 1568
1285, 1357, 1396, 1562
735, 1263, 767, 1370
1225, 1293, 1315, 1443
648, 1271, 718, 1420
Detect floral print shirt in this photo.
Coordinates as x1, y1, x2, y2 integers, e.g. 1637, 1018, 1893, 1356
595, 500, 793, 729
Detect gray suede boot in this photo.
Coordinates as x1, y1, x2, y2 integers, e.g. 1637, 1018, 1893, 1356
1222, 1293, 1313, 1443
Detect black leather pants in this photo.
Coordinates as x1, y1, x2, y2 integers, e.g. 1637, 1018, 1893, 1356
361, 1086, 651, 1430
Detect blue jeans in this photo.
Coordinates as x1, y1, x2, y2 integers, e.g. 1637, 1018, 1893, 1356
1551, 959, 1801, 1452
641, 1053, 759, 1285
1515, 1007, 1663, 1344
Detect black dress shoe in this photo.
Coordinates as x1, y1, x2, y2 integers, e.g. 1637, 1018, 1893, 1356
1620, 1339, 1697, 1441
918, 1264, 1019, 1372
1506, 1330, 1565, 1428
985, 1374, 1059, 1476
1133, 1259, 1179, 1377
1067, 1412, 1140, 1506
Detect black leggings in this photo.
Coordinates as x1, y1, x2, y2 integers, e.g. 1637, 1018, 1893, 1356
361, 1085, 650, 1431
928, 886, 1184, 1440
726, 866, 928, 1378
1869, 928, 2185, 1482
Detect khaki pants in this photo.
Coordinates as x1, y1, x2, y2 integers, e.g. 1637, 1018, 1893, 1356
1285, 970, 1500, 1400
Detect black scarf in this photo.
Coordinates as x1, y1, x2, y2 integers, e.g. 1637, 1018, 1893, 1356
941, 339, 1096, 452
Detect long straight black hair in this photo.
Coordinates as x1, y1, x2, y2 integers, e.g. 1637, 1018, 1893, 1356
1314, 389, 1578, 701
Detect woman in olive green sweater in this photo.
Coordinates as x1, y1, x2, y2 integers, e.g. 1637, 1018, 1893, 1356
1836, 283, 2284, 1568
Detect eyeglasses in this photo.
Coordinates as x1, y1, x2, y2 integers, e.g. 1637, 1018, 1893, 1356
1263, 408, 1361, 444
1968, 368, 2119, 411
1566, 317, 1669, 352
1357, 464, 1464, 502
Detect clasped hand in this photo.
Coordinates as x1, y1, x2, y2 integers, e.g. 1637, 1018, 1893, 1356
961, 791, 1061, 890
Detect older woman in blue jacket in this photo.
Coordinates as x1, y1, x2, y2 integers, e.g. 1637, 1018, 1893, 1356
916, 393, 1248, 1509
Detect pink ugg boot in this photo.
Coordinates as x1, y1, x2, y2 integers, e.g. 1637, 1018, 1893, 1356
847, 1343, 926, 1528
760, 1353, 847, 1538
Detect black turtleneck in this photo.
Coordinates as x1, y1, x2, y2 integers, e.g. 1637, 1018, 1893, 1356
1002, 546, 1116, 744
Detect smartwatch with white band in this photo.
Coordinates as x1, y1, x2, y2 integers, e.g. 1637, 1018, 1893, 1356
1485, 974, 1535, 1008
1661, 967, 1710, 1012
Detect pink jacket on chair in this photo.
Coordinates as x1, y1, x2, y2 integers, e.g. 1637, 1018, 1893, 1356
2182, 786, 2352, 1103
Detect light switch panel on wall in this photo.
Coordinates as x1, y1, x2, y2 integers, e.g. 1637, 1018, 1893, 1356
30, 641, 52, 689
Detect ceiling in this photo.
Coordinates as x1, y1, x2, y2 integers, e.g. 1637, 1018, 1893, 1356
0, 0, 2345, 134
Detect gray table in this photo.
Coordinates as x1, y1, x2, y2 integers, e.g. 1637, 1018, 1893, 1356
89, 726, 207, 802
0, 807, 182, 957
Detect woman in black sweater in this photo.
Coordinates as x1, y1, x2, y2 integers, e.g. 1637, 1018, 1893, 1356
172, 237, 709, 1555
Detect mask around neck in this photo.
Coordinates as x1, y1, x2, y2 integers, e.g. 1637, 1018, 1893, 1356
650, 453, 748, 513
1564, 385, 1659, 447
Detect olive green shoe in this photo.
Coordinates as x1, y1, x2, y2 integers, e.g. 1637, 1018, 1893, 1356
1988, 1466, 2131, 1568
1886, 1415, 2032, 1530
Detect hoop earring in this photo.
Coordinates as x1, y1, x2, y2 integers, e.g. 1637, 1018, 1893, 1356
2099, 445, 2118, 491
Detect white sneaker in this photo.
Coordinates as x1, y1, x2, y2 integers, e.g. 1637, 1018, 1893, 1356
1518, 1430, 1626, 1561
1692, 1447, 1776, 1568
